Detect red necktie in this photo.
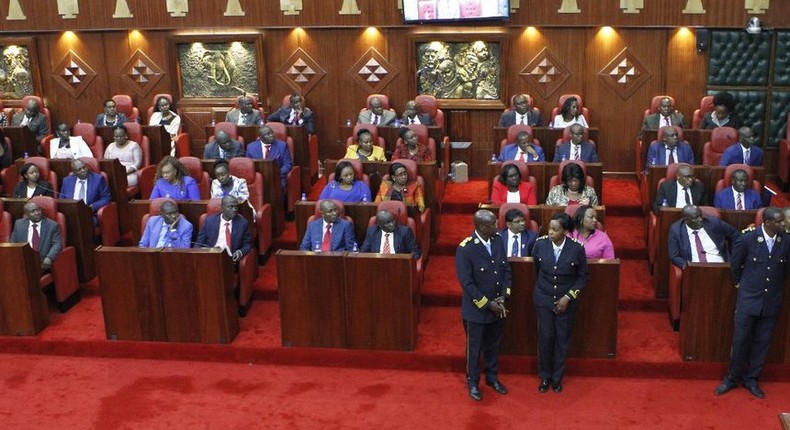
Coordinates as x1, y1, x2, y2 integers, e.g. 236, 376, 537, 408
322, 224, 332, 252
224, 222, 232, 249
668, 147, 676, 164
519, 152, 526, 162
692, 231, 707, 263
31, 223, 40, 251
382, 233, 391, 254
736, 193, 743, 210
263, 144, 271, 159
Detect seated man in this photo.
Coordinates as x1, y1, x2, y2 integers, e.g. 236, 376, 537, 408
360, 210, 421, 259
224, 96, 263, 126
357, 96, 396, 126
784, 206, 790, 234
10, 201, 62, 272
300, 199, 356, 252
668, 205, 739, 268
653, 164, 707, 214
245, 124, 293, 189
210, 160, 249, 203
646, 126, 695, 167
498, 94, 543, 127
500, 208, 537, 257
553, 124, 598, 162
94, 98, 128, 127
61, 159, 112, 214
719, 127, 764, 167
498, 130, 544, 162
641, 96, 685, 134
401, 100, 434, 126
203, 130, 245, 160
267, 93, 316, 134
138, 200, 193, 248
11, 98, 50, 145
713, 169, 761, 210
196, 196, 253, 262
50, 122, 93, 159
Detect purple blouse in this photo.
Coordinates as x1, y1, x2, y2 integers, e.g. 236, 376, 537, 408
569, 229, 615, 259
150, 176, 201, 200
318, 180, 371, 203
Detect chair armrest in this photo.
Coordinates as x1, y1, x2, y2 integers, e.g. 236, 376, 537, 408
97, 202, 121, 246
50, 246, 80, 304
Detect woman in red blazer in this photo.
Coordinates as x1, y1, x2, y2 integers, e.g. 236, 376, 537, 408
491, 163, 537, 205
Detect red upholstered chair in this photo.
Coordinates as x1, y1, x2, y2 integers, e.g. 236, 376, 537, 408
179, 156, 211, 199
78, 157, 120, 246
507, 94, 535, 111
228, 157, 273, 258
657, 125, 685, 142
415, 94, 445, 131
72, 122, 104, 159
112, 94, 140, 123
364, 94, 392, 111
139, 197, 179, 238
692, 95, 715, 129
491, 160, 538, 200
233, 95, 265, 123
754, 207, 766, 226
496, 202, 539, 233
305, 200, 354, 242
648, 163, 694, 270
198, 198, 258, 314
555, 125, 597, 147
379, 159, 432, 259
499, 125, 542, 155
393, 124, 436, 161
714, 163, 762, 194
138, 165, 157, 199
0, 199, 11, 243
208, 121, 246, 147
123, 121, 150, 168
29, 196, 80, 311
327, 158, 370, 186
266, 122, 301, 212
147, 93, 179, 127
24, 157, 59, 194
344, 123, 386, 150
781, 135, 790, 189
549, 160, 595, 189
564, 203, 605, 231
703, 126, 738, 166
19, 95, 53, 133
550, 94, 590, 125
367, 200, 424, 276
643, 95, 676, 119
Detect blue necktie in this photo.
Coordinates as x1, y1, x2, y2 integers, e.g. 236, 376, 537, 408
554, 247, 561, 262
767, 237, 774, 253
511, 236, 519, 257
484, 241, 491, 256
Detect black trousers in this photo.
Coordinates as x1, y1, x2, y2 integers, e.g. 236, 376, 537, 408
463, 319, 504, 387
536, 305, 577, 382
726, 309, 778, 386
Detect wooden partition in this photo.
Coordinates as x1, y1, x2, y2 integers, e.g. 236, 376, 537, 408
0, 243, 48, 336
4, 127, 37, 160
486, 162, 604, 204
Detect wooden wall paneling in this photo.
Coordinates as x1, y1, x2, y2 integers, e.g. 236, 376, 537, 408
665, 28, 709, 131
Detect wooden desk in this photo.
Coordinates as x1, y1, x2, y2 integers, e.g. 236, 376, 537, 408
338, 125, 444, 155
780, 413, 790, 430
493, 127, 600, 166
96, 247, 238, 343
3, 126, 38, 159
294, 201, 378, 247
640, 129, 713, 170
0, 243, 48, 336
501, 259, 620, 358
479, 204, 606, 233
143, 126, 172, 165
486, 162, 603, 204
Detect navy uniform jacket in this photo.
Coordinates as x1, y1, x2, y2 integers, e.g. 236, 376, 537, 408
730, 227, 790, 317
531, 236, 588, 308
456, 232, 511, 324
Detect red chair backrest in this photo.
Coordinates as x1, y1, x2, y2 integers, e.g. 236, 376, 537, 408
414, 94, 445, 129
147, 93, 175, 121
148, 197, 178, 215
229, 157, 265, 209
209, 121, 244, 147
78, 156, 100, 173
281, 94, 306, 108
179, 156, 210, 198
368, 200, 418, 238
644, 95, 676, 118
198, 198, 224, 230
24, 156, 58, 193
664, 162, 691, 181
657, 125, 685, 141
700, 206, 721, 218
703, 126, 738, 166
502, 160, 529, 179
345, 123, 386, 149
366, 94, 391, 110
715, 163, 761, 194
236, 95, 261, 109
30, 196, 68, 243
500, 125, 541, 153
312, 199, 347, 217
112, 94, 140, 122
496, 202, 539, 232
508, 94, 535, 111
123, 121, 150, 167
73, 122, 104, 159
394, 125, 436, 161
328, 159, 366, 183
692, 95, 715, 129
139, 165, 157, 199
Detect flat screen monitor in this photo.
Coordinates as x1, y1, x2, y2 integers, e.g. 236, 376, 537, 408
402, 0, 510, 24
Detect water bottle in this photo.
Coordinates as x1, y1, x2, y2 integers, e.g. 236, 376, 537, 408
312, 241, 321, 253
661, 198, 668, 207
300, 192, 307, 201
23, 152, 29, 159
76, 117, 81, 124
490, 153, 498, 163
649, 157, 656, 166
211, 118, 216, 127
346, 118, 352, 127
561, 154, 567, 161
361, 195, 368, 203
351, 242, 359, 253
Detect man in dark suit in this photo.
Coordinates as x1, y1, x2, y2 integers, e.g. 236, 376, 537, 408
553, 124, 598, 162
358, 96, 396, 126
498, 130, 545, 162
196, 196, 253, 262
719, 127, 764, 167
713, 169, 762, 210
668, 205, 739, 269
500, 208, 538, 257
10, 201, 61, 272
640, 97, 686, 134
138, 200, 194, 248
11, 98, 50, 145
360, 210, 421, 259
267, 93, 316, 134
646, 126, 695, 167
456, 210, 511, 401
715, 207, 789, 399
224, 96, 263, 126
653, 165, 707, 214
203, 130, 245, 160
245, 124, 293, 189
498, 94, 543, 127
299, 199, 356, 252
401, 100, 434, 126
60, 159, 112, 213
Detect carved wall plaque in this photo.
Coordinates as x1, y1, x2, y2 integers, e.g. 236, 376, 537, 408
339, 0, 361, 15
224, 0, 245, 16
280, 0, 303, 15
7, 0, 27, 20
620, 0, 644, 14
682, 0, 706, 14
745, 0, 769, 14
57, 0, 79, 19
113, 0, 133, 18
558, 0, 581, 13
166, 0, 188, 17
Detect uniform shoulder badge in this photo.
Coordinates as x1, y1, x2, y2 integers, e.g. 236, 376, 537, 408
741, 225, 756, 234
536, 235, 549, 241
459, 236, 472, 247
569, 236, 584, 246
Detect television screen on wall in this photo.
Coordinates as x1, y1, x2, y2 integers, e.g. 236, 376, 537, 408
403, 0, 510, 24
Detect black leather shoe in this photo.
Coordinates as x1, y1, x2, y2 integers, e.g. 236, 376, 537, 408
552, 380, 563, 393
714, 381, 736, 396
486, 380, 508, 395
744, 384, 765, 399
468, 386, 482, 401
538, 380, 551, 393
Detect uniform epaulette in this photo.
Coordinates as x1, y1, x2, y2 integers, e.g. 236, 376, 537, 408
569, 237, 584, 247
459, 236, 473, 247
535, 235, 549, 241
741, 225, 756, 234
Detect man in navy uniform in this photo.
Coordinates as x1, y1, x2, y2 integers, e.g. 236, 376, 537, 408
455, 210, 511, 401
715, 206, 789, 399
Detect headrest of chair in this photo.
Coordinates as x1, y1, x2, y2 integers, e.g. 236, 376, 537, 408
699, 95, 715, 112
30, 196, 57, 219
562, 125, 588, 141
389, 159, 418, 182
25, 156, 51, 177
151, 93, 174, 107
558, 94, 583, 108
179, 156, 203, 179
235, 95, 260, 109
649, 95, 675, 114
73, 122, 97, 140
314, 199, 346, 217
722, 163, 754, 186
415, 95, 437, 117
710, 127, 738, 151
497, 202, 531, 228
405, 124, 429, 143
335, 159, 364, 181
699, 206, 721, 219
228, 157, 256, 182
206, 198, 223, 215
353, 123, 379, 140
657, 125, 685, 141
148, 197, 178, 215
214, 121, 238, 137
558, 159, 587, 176
21, 95, 44, 108
506, 125, 534, 142
366, 94, 390, 110
665, 162, 691, 180
510, 94, 534, 110
376, 200, 409, 225
501, 160, 528, 179
79, 156, 100, 173
123, 121, 143, 140
265, 122, 288, 140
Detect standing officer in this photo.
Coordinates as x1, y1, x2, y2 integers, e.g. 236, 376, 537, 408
715, 206, 789, 399
456, 210, 511, 402
531, 212, 588, 394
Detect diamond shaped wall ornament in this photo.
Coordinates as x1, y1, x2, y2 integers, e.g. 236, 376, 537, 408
598, 48, 652, 100
53, 51, 95, 98
347, 48, 398, 93
745, 0, 769, 14
620, 0, 643, 13
682, 0, 706, 14
277, 48, 326, 95
57, 0, 79, 19
520, 48, 571, 99
120, 50, 164, 96
7, 0, 27, 20
166, 0, 188, 17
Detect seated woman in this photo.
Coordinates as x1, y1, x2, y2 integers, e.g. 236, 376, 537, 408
104, 124, 142, 186
94, 98, 128, 127
491, 163, 537, 205
13, 163, 54, 198
392, 128, 432, 162
210, 160, 249, 203
569, 204, 615, 259
551, 97, 589, 129
545, 163, 598, 206
148, 96, 181, 156
318, 160, 372, 202
700, 91, 740, 129
150, 156, 200, 200
0, 129, 9, 169
344, 129, 387, 162
375, 162, 425, 213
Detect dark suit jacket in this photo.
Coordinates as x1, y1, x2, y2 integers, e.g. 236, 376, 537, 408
203, 140, 245, 160
646, 141, 695, 167
455, 232, 511, 323
402, 113, 434, 126
498, 110, 544, 127
13, 180, 54, 198
61, 172, 112, 212
653, 180, 707, 214
196, 214, 253, 256
713, 188, 761, 210
300, 218, 356, 251
531, 236, 588, 308
360, 224, 421, 259
499, 227, 538, 257
94, 113, 129, 127
0, 140, 10, 169
641, 112, 686, 131
731, 227, 790, 316
11, 111, 49, 143
224, 108, 263, 126
245, 139, 293, 178
719, 143, 764, 167
498, 143, 545, 162
668, 216, 739, 268
139, 215, 194, 248
553, 142, 598, 162
10, 217, 61, 262
701, 112, 741, 129
267, 106, 316, 134
358, 109, 396, 126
